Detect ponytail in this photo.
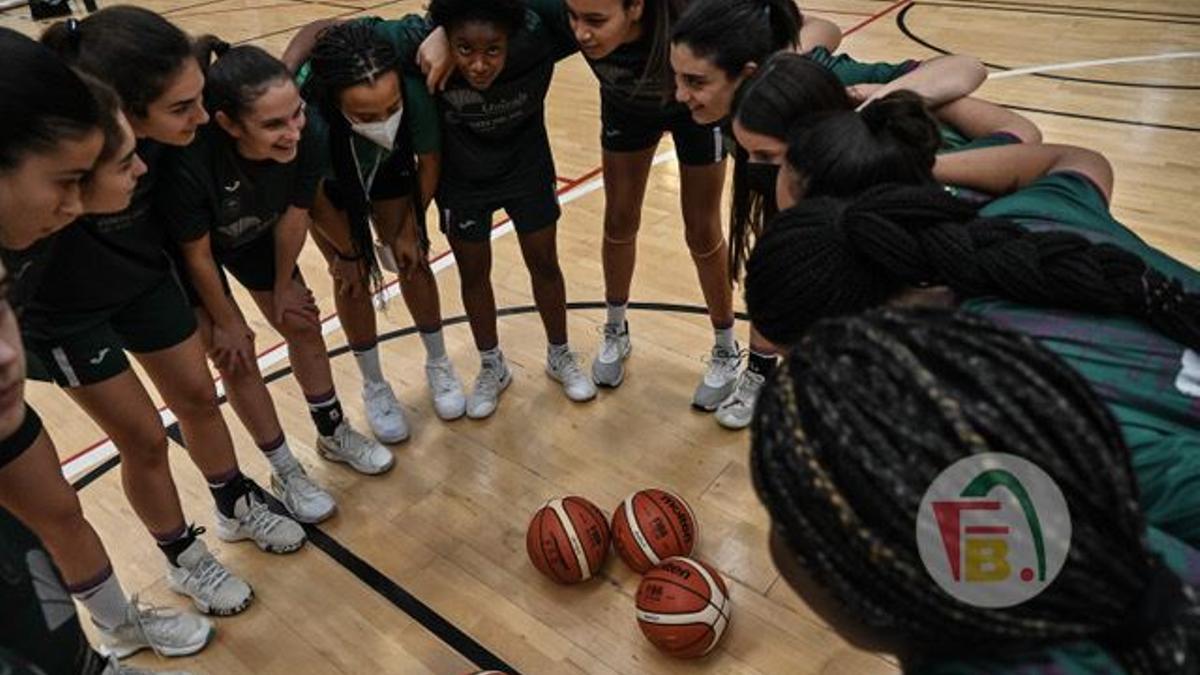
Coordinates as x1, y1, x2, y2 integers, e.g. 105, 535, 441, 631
199, 43, 292, 121
672, 0, 800, 79
745, 184, 1200, 348
783, 91, 940, 200
42, 6, 195, 117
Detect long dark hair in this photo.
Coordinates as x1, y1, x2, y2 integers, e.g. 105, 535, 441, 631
671, 0, 800, 78
728, 52, 850, 279
429, 0, 526, 35
308, 19, 423, 292
752, 307, 1197, 674
744, 183, 1200, 348
0, 27, 100, 171
42, 6, 196, 117
195, 39, 292, 122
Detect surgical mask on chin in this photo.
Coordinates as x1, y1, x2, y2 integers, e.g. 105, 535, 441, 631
348, 106, 403, 150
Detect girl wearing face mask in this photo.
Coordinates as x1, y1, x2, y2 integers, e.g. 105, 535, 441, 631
282, 18, 468, 437
669, 1, 989, 430
29, 6, 309, 620
0, 29, 214, 666
371, 0, 595, 417
161, 43, 397, 528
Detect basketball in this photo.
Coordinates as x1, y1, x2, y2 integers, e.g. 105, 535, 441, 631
635, 557, 731, 658
526, 496, 611, 584
611, 488, 699, 573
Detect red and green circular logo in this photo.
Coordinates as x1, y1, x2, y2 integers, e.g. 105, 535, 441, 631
916, 453, 1072, 608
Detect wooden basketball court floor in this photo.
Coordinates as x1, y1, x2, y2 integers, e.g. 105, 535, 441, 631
2, 0, 1198, 672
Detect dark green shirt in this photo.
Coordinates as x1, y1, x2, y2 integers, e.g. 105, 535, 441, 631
9, 139, 173, 341
963, 173, 1200, 541
160, 123, 322, 255
377, 12, 575, 204
804, 46, 919, 87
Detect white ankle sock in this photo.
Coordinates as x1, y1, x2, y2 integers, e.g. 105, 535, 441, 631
262, 437, 301, 474
74, 570, 130, 631
353, 345, 385, 384
714, 326, 736, 351
420, 329, 447, 362
606, 302, 627, 327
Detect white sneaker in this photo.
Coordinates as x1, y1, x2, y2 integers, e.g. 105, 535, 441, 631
715, 369, 766, 430
270, 464, 336, 523
96, 596, 214, 659
692, 344, 743, 412
467, 355, 512, 420
425, 357, 467, 420
591, 322, 631, 387
215, 485, 306, 554
547, 348, 597, 402
318, 422, 395, 475
101, 654, 191, 675
362, 380, 410, 444
165, 535, 254, 616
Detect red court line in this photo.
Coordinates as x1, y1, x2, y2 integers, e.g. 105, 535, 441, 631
60, 163, 609, 468
845, 0, 914, 35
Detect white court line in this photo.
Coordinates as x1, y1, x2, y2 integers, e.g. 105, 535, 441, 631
62, 149, 678, 482
988, 51, 1200, 80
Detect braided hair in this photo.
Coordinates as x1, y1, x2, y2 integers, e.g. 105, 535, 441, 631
752, 307, 1197, 673
308, 20, 423, 293
744, 186, 1200, 348
728, 53, 850, 280
429, 0, 526, 36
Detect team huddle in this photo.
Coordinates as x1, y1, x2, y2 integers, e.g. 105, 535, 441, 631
0, 0, 1197, 673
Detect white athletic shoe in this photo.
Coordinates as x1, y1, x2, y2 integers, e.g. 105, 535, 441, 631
101, 654, 191, 675
95, 596, 214, 659
591, 322, 631, 387
425, 357, 467, 420
214, 487, 306, 554
318, 422, 395, 475
714, 369, 766, 430
692, 344, 743, 412
467, 356, 512, 420
547, 348, 597, 402
270, 464, 336, 523
165, 536, 254, 616
362, 380, 410, 444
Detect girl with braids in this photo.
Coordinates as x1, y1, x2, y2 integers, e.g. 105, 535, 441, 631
747, 99, 1200, 545
283, 18, 468, 435
360, 0, 595, 417
752, 307, 1197, 675
419, 0, 838, 406
670, 3, 990, 429
162, 43, 397, 525
31, 6, 308, 618
0, 28, 213, 665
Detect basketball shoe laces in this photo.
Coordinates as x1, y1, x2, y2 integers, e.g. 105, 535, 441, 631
127, 595, 198, 656
175, 530, 232, 597
426, 358, 460, 397
701, 346, 744, 384
476, 359, 505, 398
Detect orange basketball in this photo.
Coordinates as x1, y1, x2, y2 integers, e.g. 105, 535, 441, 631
636, 557, 731, 658
611, 488, 698, 573
526, 496, 610, 584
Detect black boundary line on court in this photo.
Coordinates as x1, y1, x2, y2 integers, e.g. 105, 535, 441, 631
926, 0, 1200, 19
898, 3, 1200, 91
998, 104, 1200, 133
69, 300, 750, 673
230, 0, 398, 45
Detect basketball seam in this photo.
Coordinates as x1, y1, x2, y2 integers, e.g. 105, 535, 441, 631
625, 495, 660, 567
553, 498, 591, 580
637, 577, 727, 618
649, 495, 688, 556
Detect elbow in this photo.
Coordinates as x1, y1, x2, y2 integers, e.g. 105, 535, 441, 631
959, 55, 988, 91
1010, 118, 1043, 144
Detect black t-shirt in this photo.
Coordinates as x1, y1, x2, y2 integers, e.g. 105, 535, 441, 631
0, 508, 104, 675
526, 0, 680, 120
0, 235, 57, 317
160, 124, 322, 256
14, 139, 174, 340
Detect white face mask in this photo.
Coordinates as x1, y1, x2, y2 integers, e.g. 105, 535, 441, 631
348, 106, 403, 150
